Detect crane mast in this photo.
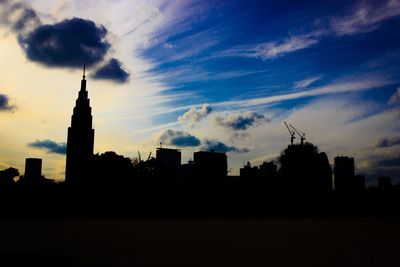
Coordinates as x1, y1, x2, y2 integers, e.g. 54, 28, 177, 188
284, 121, 296, 145
289, 124, 306, 145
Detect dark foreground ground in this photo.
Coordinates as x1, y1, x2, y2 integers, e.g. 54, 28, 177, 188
0, 217, 399, 267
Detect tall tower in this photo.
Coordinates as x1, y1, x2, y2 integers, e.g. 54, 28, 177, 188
65, 66, 95, 185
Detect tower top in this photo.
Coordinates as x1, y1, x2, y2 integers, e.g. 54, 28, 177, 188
80, 64, 87, 91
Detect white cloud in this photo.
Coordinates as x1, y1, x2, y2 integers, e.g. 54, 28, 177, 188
294, 76, 322, 89
216, 32, 321, 60
330, 0, 400, 36
388, 88, 400, 105
132, 73, 393, 125
215, 0, 400, 61
178, 104, 212, 126
212, 74, 392, 109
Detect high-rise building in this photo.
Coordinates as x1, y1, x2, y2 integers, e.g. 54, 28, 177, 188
65, 67, 95, 184
24, 158, 42, 183
334, 156, 355, 192
156, 147, 181, 176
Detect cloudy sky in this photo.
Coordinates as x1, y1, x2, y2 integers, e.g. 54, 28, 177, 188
0, 0, 399, 184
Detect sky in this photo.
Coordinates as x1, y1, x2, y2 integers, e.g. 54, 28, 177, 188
0, 0, 399, 184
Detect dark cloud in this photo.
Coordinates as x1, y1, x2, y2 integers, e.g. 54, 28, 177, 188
214, 111, 269, 131
158, 129, 201, 147
0, 1, 41, 33
92, 58, 130, 83
374, 136, 400, 148
28, 139, 67, 155
0, 94, 15, 111
1, 4, 130, 81
178, 104, 212, 126
19, 18, 110, 67
201, 139, 250, 153
378, 156, 400, 168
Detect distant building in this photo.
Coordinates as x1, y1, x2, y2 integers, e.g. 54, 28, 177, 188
334, 156, 355, 192
279, 143, 332, 193
353, 175, 365, 192
24, 158, 42, 183
65, 68, 95, 185
156, 147, 181, 176
240, 162, 259, 177
194, 151, 227, 178
378, 176, 392, 191
259, 161, 277, 178
89, 151, 134, 187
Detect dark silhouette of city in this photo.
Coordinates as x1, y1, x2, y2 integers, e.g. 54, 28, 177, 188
0, 70, 399, 219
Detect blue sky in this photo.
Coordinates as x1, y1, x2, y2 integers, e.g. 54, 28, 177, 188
0, 0, 399, 183
143, 0, 400, 109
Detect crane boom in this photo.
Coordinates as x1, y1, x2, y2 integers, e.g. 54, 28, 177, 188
289, 124, 306, 145
284, 121, 296, 145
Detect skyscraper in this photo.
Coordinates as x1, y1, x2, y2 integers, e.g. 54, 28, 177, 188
65, 67, 95, 184
334, 156, 355, 192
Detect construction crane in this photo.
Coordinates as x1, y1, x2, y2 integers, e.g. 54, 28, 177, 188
284, 121, 296, 145
289, 124, 306, 145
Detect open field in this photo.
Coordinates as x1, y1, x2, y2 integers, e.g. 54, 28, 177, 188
0, 217, 399, 266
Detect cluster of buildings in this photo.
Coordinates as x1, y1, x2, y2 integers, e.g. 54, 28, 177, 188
14, 72, 394, 193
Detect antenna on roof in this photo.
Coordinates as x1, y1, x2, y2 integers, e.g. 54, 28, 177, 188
83, 64, 86, 79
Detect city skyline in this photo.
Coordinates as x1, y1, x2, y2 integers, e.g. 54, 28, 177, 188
0, 0, 399, 183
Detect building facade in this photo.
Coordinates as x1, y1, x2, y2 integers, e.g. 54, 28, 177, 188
65, 70, 95, 185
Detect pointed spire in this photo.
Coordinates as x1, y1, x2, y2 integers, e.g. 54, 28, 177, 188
80, 64, 87, 91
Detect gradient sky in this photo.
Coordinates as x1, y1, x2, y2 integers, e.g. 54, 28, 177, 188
0, 0, 399, 184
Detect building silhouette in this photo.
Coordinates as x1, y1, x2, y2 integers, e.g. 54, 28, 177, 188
89, 151, 134, 188
240, 162, 259, 177
194, 151, 227, 179
259, 161, 277, 178
353, 175, 365, 192
334, 156, 355, 192
65, 67, 95, 185
378, 176, 392, 191
24, 158, 42, 183
156, 147, 181, 177
279, 143, 332, 193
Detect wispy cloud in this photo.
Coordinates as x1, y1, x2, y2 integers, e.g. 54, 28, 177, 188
162, 29, 219, 62
294, 76, 322, 89
129, 74, 393, 126
388, 88, 400, 105
0, 0, 41, 34
214, 0, 400, 61
212, 74, 393, 109
216, 32, 321, 60
330, 0, 400, 36
153, 67, 266, 84
374, 136, 400, 148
